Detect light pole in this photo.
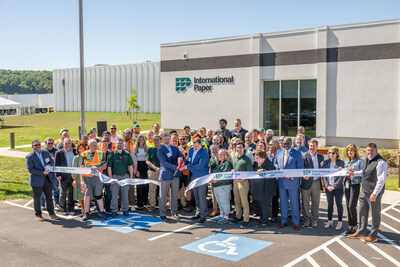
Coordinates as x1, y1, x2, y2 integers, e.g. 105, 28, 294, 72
79, 0, 85, 138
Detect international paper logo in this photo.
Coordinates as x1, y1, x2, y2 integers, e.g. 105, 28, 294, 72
303, 170, 312, 176
176, 78, 192, 92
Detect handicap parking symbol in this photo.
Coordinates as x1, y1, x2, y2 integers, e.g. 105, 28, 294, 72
181, 232, 273, 262
89, 213, 163, 234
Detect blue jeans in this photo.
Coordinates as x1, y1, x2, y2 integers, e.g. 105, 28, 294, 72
326, 189, 344, 221
104, 184, 111, 212
41, 177, 59, 206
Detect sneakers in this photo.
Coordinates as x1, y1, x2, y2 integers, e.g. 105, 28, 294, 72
82, 212, 90, 221
130, 206, 136, 212
111, 212, 117, 218
123, 211, 129, 217
240, 222, 249, 229
171, 213, 180, 219
303, 221, 311, 227
217, 218, 229, 224
311, 222, 318, 228
98, 211, 107, 220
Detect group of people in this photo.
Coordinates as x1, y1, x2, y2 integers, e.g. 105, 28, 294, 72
26, 119, 388, 243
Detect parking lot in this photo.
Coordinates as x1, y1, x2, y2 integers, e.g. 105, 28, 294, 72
1, 197, 399, 266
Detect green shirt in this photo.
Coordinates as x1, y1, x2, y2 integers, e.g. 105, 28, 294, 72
212, 160, 233, 187
232, 154, 253, 171
146, 146, 160, 171
107, 149, 133, 175
208, 156, 217, 170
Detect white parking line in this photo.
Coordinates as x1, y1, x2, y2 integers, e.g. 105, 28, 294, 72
282, 233, 346, 267
336, 239, 375, 267
23, 199, 33, 207
4, 201, 72, 219
367, 243, 400, 266
391, 207, 400, 213
306, 256, 320, 267
148, 216, 219, 241
382, 212, 400, 224
322, 247, 348, 267
148, 223, 199, 241
377, 232, 400, 251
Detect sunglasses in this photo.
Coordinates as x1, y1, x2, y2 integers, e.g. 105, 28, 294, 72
328, 152, 336, 155
179, 138, 186, 141
213, 139, 220, 142
47, 142, 54, 145
283, 142, 290, 145
110, 128, 116, 130
33, 144, 41, 147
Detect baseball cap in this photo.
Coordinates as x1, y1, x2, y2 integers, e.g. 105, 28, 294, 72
102, 131, 111, 136
133, 124, 140, 128
90, 127, 96, 131
266, 129, 274, 134
124, 129, 132, 133
258, 128, 265, 133
190, 129, 198, 133
184, 125, 190, 130
60, 128, 68, 134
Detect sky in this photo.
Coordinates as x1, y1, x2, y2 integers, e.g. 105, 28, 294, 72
0, 0, 399, 71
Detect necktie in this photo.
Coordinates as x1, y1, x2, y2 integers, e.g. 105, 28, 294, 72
283, 150, 288, 167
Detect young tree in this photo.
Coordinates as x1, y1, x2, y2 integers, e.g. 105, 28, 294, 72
127, 88, 141, 122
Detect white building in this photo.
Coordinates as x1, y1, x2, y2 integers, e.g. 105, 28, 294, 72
160, 19, 400, 148
53, 62, 160, 113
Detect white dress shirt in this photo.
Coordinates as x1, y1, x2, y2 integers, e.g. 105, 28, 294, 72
310, 152, 319, 180
354, 154, 388, 195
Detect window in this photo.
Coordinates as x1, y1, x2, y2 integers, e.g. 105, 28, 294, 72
264, 80, 316, 137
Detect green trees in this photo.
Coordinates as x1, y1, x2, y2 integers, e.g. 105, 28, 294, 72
0, 70, 52, 95
127, 88, 141, 122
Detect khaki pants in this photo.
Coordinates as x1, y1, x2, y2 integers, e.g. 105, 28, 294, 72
147, 170, 159, 207
233, 180, 249, 222
210, 183, 218, 210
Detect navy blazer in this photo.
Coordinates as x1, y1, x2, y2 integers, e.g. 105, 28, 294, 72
185, 147, 209, 179
26, 149, 54, 187
322, 159, 345, 189
274, 148, 304, 189
157, 144, 184, 181
55, 148, 76, 181
301, 151, 324, 190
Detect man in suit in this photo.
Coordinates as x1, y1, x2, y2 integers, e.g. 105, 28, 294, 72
26, 139, 59, 221
157, 133, 184, 221
274, 137, 304, 230
55, 138, 76, 214
301, 139, 324, 228
182, 138, 209, 223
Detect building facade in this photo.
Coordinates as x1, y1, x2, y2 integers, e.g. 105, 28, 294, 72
53, 62, 160, 113
160, 19, 400, 148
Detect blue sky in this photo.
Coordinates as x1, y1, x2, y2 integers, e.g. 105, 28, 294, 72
0, 0, 399, 71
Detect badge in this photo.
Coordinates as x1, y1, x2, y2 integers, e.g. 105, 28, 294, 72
345, 180, 350, 189
187, 157, 191, 163
167, 152, 172, 158
45, 157, 50, 163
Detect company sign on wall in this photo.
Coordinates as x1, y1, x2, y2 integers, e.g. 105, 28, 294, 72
176, 76, 235, 93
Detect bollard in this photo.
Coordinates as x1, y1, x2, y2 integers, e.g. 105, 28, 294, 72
78, 126, 82, 140
10, 132, 15, 149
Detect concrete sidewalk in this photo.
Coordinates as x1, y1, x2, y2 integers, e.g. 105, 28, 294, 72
0, 144, 32, 158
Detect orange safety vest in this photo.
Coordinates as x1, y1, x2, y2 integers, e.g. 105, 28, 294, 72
125, 139, 134, 153
81, 150, 104, 176
179, 145, 189, 175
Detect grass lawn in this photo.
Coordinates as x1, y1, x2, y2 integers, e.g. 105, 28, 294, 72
0, 112, 161, 147
386, 177, 400, 191
10, 147, 32, 152
0, 156, 32, 201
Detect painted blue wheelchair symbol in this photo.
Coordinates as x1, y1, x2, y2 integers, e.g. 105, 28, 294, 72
181, 232, 273, 262
90, 213, 163, 234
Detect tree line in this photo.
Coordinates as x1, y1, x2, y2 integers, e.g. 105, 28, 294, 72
0, 69, 52, 95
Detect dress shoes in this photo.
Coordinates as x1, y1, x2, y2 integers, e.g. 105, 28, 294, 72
147, 206, 155, 212
49, 214, 59, 220
111, 212, 117, 218
303, 221, 311, 227
199, 217, 206, 223
279, 222, 288, 228
123, 211, 129, 216
36, 215, 45, 222
293, 224, 300, 230
348, 233, 366, 238
210, 209, 218, 217
160, 216, 168, 221
311, 222, 318, 228
363, 236, 377, 243
191, 214, 201, 220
